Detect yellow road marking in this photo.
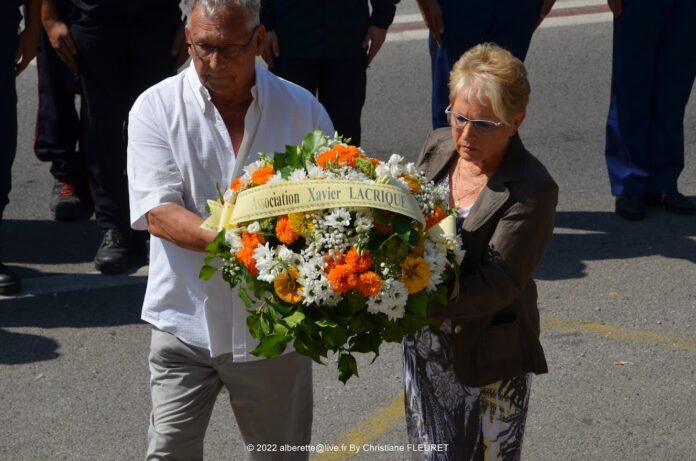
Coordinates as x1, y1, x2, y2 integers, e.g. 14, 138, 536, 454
312, 392, 405, 461
314, 316, 696, 459
542, 315, 696, 352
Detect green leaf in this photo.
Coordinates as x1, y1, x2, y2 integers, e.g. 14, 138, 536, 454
273, 323, 289, 335
273, 152, 287, 171
259, 315, 272, 335
294, 335, 324, 364
238, 287, 256, 309
405, 291, 428, 317
316, 319, 338, 328
348, 313, 375, 335
321, 325, 348, 350
246, 314, 263, 339
349, 331, 381, 354
302, 129, 328, 155
251, 335, 290, 358
409, 229, 421, 246
283, 311, 306, 328
337, 352, 359, 383
393, 215, 412, 234
199, 265, 218, 280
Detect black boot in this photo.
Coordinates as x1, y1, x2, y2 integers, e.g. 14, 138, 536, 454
94, 228, 131, 274
0, 262, 21, 295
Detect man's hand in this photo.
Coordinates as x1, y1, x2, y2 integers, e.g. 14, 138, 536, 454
15, 0, 41, 76
170, 24, 188, 70
362, 25, 387, 65
607, 0, 622, 17
15, 23, 40, 76
261, 30, 279, 68
42, 0, 79, 74
416, 0, 444, 47
535, 0, 557, 29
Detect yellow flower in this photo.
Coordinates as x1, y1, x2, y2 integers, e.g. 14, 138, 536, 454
288, 212, 315, 237
400, 255, 430, 294
274, 267, 304, 304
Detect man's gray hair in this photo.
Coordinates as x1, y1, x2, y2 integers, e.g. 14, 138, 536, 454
187, 0, 260, 28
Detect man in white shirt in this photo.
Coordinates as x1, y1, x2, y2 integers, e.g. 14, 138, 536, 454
127, 0, 333, 459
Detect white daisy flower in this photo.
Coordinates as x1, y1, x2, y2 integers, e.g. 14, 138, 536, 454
224, 229, 242, 250
266, 171, 285, 184
246, 221, 261, 234
323, 208, 351, 229
288, 169, 307, 181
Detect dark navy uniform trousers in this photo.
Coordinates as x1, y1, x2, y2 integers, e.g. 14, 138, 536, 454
429, 0, 541, 128
605, 0, 696, 197
0, 8, 21, 220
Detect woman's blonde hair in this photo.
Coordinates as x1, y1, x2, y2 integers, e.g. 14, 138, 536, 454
448, 43, 530, 126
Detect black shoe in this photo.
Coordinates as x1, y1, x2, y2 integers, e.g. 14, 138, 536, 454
615, 196, 646, 220
50, 178, 89, 221
94, 228, 131, 274
0, 262, 21, 295
646, 192, 696, 215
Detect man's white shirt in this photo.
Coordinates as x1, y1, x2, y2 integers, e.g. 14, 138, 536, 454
127, 61, 334, 360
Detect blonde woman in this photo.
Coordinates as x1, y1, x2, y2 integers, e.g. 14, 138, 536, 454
403, 43, 558, 460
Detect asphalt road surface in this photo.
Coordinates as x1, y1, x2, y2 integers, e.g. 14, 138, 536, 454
2, 1, 695, 460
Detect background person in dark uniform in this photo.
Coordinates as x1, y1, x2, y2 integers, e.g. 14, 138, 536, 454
605, 0, 696, 220
41, 0, 187, 274
416, 0, 556, 129
0, 0, 40, 295
36, 0, 91, 221
260, 0, 399, 146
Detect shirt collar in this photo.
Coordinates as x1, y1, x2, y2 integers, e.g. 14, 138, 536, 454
185, 60, 262, 113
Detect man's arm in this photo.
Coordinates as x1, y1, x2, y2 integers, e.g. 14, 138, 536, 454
415, 0, 443, 48
146, 204, 217, 253
364, 0, 399, 64
260, 0, 279, 67
536, 0, 557, 29
607, 0, 622, 17
15, 0, 41, 76
41, 0, 78, 74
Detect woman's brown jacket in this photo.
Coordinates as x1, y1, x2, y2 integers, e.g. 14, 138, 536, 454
416, 128, 558, 387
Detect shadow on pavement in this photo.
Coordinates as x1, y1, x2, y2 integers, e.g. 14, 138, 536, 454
1, 218, 101, 265
537, 209, 696, 280
0, 328, 59, 364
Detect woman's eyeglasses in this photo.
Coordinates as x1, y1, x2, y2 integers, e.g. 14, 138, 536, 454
445, 105, 504, 133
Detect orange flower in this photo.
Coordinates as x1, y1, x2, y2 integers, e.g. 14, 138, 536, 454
426, 205, 447, 230
356, 271, 382, 297
324, 252, 344, 274
235, 247, 258, 275
274, 268, 304, 304
402, 176, 422, 193
235, 232, 265, 276
316, 145, 364, 169
230, 177, 246, 192
251, 164, 274, 185
345, 248, 373, 273
327, 264, 358, 293
275, 215, 300, 245
241, 232, 265, 249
